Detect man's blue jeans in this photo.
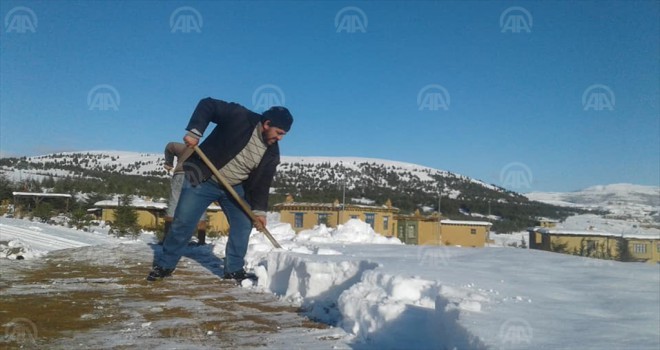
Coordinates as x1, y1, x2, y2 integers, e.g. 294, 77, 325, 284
157, 177, 252, 274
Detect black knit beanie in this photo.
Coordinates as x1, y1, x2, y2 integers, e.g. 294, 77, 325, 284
261, 106, 293, 132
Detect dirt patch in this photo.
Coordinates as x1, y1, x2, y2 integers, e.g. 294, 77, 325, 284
0, 244, 339, 349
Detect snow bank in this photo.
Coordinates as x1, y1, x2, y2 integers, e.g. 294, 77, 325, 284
0, 239, 45, 260
339, 271, 487, 349
295, 219, 402, 245
208, 219, 489, 348
242, 242, 489, 348
259, 251, 379, 324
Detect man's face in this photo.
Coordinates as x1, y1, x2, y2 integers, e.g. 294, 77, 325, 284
262, 121, 287, 145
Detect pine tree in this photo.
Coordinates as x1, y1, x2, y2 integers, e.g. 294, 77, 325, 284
616, 237, 632, 262
69, 208, 91, 230
111, 194, 140, 238
33, 202, 54, 223
0, 175, 15, 201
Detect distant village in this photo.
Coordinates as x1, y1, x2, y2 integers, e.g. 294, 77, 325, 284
7, 191, 659, 264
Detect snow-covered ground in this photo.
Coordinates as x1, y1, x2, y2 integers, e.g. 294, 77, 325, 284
1, 216, 658, 349
0, 218, 120, 259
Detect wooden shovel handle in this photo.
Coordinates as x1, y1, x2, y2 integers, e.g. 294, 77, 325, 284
193, 146, 282, 248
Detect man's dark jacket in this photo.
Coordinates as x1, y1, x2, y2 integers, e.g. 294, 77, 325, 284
183, 97, 280, 213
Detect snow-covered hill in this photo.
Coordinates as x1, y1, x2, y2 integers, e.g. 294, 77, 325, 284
0, 150, 512, 202
1, 151, 498, 189
280, 156, 501, 194
0, 151, 165, 181
526, 184, 660, 224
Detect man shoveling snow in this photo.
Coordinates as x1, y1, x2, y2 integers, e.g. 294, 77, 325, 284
147, 97, 293, 283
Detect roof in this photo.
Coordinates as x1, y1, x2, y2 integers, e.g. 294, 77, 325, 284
530, 227, 660, 240
395, 215, 492, 226
95, 199, 167, 210
441, 219, 492, 226
94, 199, 222, 211
536, 217, 559, 222
273, 202, 398, 211
12, 192, 73, 198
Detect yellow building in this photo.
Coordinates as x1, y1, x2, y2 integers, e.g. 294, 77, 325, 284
528, 228, 660, 264
205, 208, 230, 235
273, 196, 399, 237
439, 220, 492, 247
396, 210, 492, 247
626, 236, 660, 264
94, 199, 229, 233
535, 218, 559, 228
396, 211, 440, 245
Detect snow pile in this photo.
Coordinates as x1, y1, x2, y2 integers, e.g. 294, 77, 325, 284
295, 219, 402, 245
338, 271, 487, 349
339, 272, 438, 336
489, 231, 528, 248
208, 220, 491, 347
234, 236, 493, 348
258, 251, 379, 324
227, 219, 399, 274
0, 239, 45, 260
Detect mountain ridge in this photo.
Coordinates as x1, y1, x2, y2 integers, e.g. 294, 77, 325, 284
526, 183, 659, 224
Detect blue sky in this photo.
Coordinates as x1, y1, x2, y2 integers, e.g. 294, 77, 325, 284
1, 1, 658, 193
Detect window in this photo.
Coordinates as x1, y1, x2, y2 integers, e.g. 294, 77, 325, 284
407, 224, 416, 238
294, 213, 304, 228
470, 228, 476, 235
365, 213, 375, 228
317, 213, 329, 225
657, 243, 660, 253
633, 243, 647, 254
383, 216, 389, 230
350, 215, 358, 219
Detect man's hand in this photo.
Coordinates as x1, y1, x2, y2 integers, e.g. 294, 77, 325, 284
184, 135, 199, 148
254, 216, 267, 231
164, 164, 173, 172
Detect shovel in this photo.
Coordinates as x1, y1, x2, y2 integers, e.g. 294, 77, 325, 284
193, 146, 282, 249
